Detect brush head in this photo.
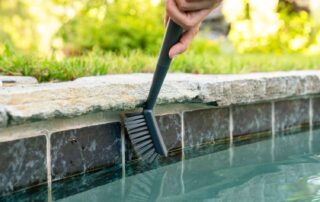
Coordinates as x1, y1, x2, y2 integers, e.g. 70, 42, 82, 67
124, 110, 168, 163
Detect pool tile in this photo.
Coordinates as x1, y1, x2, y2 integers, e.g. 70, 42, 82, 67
275, 99, 309, 132
183, 147, 230, 194
184, 108, 230, 148
52, 165, 122, 200
0, 183, 48, 202
233, 103, 272, 136
125, 115, 183, 175
313, 97, 320, 126
233, 136, 273, 167
125, 113, 182, 161
156, 114, 182, 151
51, 122, 121, 181
125, 149, 183, 177
0, 136, 47, 195
274, 130, 310, 161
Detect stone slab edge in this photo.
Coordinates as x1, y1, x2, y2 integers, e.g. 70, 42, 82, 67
0, 76, 38, 86
1, 71, 320, 127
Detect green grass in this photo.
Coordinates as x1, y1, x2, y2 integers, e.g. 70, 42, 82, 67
0, 51, 320, 82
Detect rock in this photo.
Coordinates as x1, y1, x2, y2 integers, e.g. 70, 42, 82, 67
0, 71, 320, 126
0, 76, 38, 87
0, 106, 8, 127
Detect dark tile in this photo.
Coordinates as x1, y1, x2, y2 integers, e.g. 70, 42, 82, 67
182, 147, 230, 196
312, 126, 320, 153
124, 114, 183, 174
184, 143, 229, 161
156, 114, 182, 151
125, 150, 182, 177
274, 130, 310, 161
52, 165, 122, 200
275, 99, 309, 132
0, 183, 48, 202
51, 122, 122, 181
0, 136, 47, 195
313, 97, 320, 126
232, 136, 273, 167
184, 108, 230, 148
233, 103, 272, 136
125, 113, 182, 162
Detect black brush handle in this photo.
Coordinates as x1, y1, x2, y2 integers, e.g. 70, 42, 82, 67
145, 19, 183, 110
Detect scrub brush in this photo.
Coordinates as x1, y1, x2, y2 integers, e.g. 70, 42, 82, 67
123, 19, 183, 163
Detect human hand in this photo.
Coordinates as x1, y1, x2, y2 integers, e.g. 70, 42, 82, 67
165, 0, 222, 58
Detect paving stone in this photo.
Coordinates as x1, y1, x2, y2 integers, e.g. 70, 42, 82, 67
1, 71, 320, 125
0, 76, 37, 87
0, 106, 8, 127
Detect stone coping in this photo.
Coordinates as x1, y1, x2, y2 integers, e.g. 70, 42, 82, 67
1, 71, 320, 127
0, 76, 38, 87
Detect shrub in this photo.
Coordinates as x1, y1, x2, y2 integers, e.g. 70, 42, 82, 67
58, 0, 165, 55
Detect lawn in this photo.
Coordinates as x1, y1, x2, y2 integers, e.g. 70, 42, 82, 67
0, 51, 319, 82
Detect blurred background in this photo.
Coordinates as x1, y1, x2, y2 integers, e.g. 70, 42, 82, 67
1, 0, 320, 81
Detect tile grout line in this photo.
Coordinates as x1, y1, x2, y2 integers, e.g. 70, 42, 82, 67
180, 112, 185, 194
309, 97, 313, 130
309, 97, 313, 153
180, 112, 185, 159
120, 124, 126, 201
271, 101, 275, 162
229, 106, 234, 167
229, 106, 234, 146
120, 125, 126, 178
44, 130, 53, 202
44, 130, 52, 184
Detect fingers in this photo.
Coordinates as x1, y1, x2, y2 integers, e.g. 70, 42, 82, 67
176, 0, 214, 12
169, 25, 199, 58
165, 0, 223, 56
166, 0, 211, 29
164, 14, 169, 27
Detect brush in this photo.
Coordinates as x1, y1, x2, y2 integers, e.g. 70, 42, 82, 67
123, 19, 183, 163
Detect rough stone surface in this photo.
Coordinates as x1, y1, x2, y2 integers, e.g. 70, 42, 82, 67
1, 71, 320, 126
50, 122, 122, 181
233, 103, 272, 136
0, 106, 8, 127
0, 76, 38, 87
0, 136, 47, 195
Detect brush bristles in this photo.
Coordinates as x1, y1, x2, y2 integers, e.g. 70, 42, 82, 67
125, 114, 160, 163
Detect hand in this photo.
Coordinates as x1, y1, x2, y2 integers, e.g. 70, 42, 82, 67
165, 0, 222, 58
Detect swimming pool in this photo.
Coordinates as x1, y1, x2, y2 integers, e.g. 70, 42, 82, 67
3, 126, 318, 201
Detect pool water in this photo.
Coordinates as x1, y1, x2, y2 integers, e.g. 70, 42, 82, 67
56, 128, 320, 202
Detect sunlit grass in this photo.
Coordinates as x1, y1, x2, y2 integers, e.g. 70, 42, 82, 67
0, 51, 319, 82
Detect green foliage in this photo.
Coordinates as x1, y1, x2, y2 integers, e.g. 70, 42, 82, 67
58, 0, 165, 55
229, 1, 318, 53
1, 51, 319, 82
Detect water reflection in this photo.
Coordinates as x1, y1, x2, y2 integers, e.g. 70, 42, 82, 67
56, 128, 320, 202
